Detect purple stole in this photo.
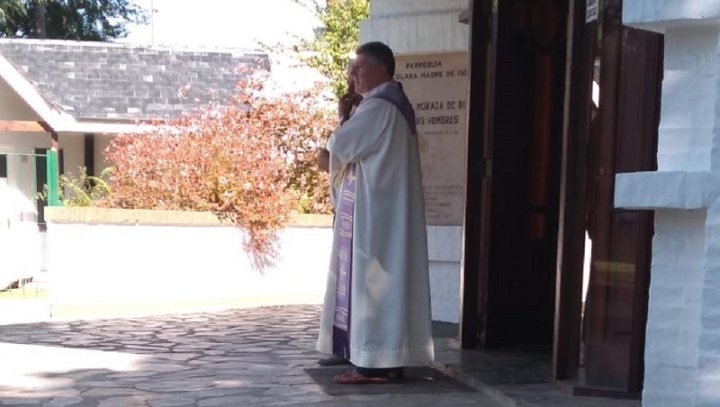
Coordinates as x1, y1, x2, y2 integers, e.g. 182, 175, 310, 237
371, 81, 418, 135
332, 164, 356, 359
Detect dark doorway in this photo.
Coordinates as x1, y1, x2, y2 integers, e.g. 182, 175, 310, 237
465, 0, 568, 349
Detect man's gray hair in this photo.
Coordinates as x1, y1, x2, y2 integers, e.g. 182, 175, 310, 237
356, 41, 396, 77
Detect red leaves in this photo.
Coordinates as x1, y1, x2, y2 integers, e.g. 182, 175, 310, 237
102, 75, 335, 270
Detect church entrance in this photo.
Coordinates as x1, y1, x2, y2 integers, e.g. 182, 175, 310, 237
461, 0, 663, 397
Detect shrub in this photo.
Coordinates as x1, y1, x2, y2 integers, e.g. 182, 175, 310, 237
102, 74, 335, 269
36, 166, 112, 207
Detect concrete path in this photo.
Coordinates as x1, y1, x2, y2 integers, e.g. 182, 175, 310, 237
0, 305, 498, 407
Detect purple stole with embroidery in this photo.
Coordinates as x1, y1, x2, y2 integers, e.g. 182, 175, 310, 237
332, 164, 356, 359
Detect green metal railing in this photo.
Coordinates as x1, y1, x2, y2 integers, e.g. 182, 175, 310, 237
0, 149, 60, 208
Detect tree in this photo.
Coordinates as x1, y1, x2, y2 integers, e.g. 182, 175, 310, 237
0, 0, 26, 33
102, 74, 334, 270
0, 0, 148, 40
31, 0, 46, 38
295, 0, 369, 99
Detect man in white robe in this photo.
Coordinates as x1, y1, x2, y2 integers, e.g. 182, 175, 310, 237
316, 41, 434, 384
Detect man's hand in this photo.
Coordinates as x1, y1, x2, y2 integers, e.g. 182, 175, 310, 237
316, 149, 330, 173
338, 92, 362, 121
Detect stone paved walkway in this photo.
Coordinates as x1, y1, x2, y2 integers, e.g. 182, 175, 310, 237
0, 305, 498, 407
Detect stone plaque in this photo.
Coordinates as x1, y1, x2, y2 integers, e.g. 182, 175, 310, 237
394, 52, 468, 226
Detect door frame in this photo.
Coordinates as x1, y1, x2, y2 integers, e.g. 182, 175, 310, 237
460, 0, 498, 349
553, 0, 596, 381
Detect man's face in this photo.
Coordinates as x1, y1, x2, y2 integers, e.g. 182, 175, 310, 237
351, 53, 388, 94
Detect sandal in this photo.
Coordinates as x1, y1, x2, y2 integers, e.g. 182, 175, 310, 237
334, 370, 389, 385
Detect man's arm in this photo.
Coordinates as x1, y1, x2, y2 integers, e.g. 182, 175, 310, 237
317, 89, 361, 174
327, 98, 393, 166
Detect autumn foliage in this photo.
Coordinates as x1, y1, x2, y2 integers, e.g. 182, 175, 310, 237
101, 74, 335, 269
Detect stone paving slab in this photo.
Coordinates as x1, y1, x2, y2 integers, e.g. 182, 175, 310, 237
433, 346, 641, 407
0, 305, 500, 407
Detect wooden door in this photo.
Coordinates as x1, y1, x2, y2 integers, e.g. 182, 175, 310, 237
554, 0, 663, 396
582, 23, 662, 394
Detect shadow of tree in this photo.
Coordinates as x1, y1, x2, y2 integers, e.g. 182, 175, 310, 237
0, 305, 324, 406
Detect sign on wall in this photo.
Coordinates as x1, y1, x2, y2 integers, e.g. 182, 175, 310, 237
394, 52, 468, 226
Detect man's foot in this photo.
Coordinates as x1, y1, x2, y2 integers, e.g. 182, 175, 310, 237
318, 355, 351, 366
334, 370, 389, 384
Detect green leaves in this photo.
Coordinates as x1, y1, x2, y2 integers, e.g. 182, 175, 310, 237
35, 165, 111, 207
0, 0, 148, 40
0, 0, 26, 33
297, 0, 369, 99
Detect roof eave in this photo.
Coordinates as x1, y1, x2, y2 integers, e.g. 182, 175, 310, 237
58, 120, 157, 135
0, 53, 71, 132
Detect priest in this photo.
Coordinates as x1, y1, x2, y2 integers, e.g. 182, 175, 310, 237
316, 41, 434, 384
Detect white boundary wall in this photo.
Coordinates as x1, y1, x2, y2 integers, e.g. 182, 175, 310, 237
45, 209, 333, 314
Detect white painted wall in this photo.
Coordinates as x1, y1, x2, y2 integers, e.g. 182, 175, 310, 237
361, 0, 469, 322
361, 0, 468, 54
0, 74, 49, 200
0, 76, 39, 121
618, 3, 720, 405
47, 222, 332, 308
658, 27, 718, 172
643, 210, 706, 406
624, 0, 720, 30
370, 0, 468, 17
58, 133, 85, 177
427, 226, 463, 323
0, 131, 87, 207
0, 76, 87, 213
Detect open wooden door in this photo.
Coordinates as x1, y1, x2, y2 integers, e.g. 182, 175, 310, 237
581, 24, 662, 396
555, 0, 663, 396
462, 0, 663, 398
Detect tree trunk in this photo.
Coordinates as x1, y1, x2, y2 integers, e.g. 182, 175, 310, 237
33, 0, 46, 38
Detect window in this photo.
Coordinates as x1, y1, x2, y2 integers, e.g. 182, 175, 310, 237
0, 154, 7, 178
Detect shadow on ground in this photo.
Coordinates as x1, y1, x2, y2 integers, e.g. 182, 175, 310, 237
305, 366, 476, 396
